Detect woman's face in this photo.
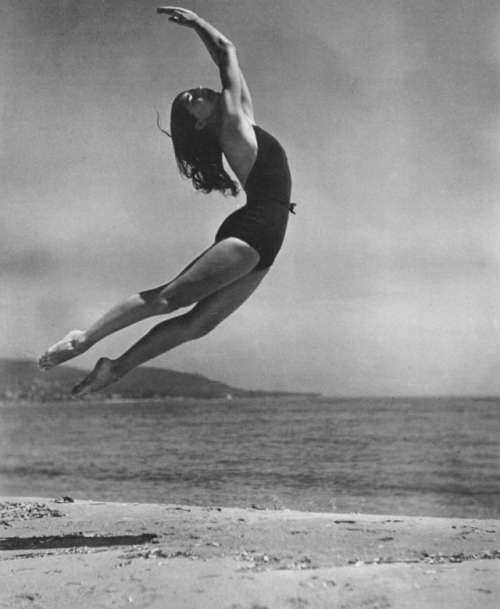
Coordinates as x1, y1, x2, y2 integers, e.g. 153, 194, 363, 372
180, 87, 220, 126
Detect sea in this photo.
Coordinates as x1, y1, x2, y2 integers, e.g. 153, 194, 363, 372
1, 396, 499, 519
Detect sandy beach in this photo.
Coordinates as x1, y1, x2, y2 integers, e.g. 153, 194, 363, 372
0, 497, 498, 608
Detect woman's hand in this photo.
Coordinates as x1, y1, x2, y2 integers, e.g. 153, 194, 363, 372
157, 7, 200, 28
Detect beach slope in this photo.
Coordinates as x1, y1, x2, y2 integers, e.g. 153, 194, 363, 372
1, 497, 499, 608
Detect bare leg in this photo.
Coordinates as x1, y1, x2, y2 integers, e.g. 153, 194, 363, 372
37, 293, 163, 371
71, 269, 268, 396
38, 247, 212, 370
39, 238, 259, 370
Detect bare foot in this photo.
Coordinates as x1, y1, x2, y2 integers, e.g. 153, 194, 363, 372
38, 331, 86, 370
71, 358, 120, 397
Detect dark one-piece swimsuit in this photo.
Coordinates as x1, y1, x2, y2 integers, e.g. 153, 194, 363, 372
215, 124, 294, 271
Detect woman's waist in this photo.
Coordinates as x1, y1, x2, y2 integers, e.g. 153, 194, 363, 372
245, 193, 295, 214
244, 165, 292, 199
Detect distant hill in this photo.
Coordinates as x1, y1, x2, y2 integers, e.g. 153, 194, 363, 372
0, 359, 319, 402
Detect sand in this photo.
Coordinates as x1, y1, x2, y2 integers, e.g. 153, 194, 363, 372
1, 497, 499, 608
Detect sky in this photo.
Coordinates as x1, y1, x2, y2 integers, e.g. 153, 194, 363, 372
2, 0, 500, 396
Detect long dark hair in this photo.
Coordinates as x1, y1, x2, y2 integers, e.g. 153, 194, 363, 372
160, 92, 239, 197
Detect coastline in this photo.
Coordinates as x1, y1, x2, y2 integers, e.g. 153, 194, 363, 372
1, 497, 499, 608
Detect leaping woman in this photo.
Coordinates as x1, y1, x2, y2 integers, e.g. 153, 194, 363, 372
39, 7, 294, 395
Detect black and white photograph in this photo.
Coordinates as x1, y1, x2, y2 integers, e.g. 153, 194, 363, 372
1, 1, 500, 606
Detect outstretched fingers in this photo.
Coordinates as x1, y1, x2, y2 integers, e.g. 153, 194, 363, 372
157, 7, 187, 14
157, 7, 199, 26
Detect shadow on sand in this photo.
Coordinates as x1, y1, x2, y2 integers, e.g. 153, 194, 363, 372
0, 533, 157, 551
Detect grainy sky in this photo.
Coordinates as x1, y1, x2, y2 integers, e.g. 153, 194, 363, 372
2, 0, 500, 396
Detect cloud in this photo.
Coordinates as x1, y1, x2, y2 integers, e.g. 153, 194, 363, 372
3, 0, 500, 395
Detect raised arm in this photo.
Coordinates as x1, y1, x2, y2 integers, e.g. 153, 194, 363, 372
157, 7, 254, 120
237, 69, 254, 120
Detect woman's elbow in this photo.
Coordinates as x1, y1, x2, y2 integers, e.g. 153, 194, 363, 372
218, 41, 237, 66
220, 40, 236, 53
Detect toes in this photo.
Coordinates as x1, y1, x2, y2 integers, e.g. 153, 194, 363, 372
71, 382, 86, 397
38, 356, 52, 371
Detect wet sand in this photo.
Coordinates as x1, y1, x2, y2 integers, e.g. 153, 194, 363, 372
1, 497, 499, 608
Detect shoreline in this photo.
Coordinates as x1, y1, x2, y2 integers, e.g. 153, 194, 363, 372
1, 496, 499, 608
0, 393, 322, 407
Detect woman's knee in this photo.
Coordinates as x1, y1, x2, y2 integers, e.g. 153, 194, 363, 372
184, 310, 221, 340
139, 288, 185, 315
158, 281, 205, 310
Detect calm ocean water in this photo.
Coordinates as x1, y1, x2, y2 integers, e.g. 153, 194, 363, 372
1, 397, 499, 519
